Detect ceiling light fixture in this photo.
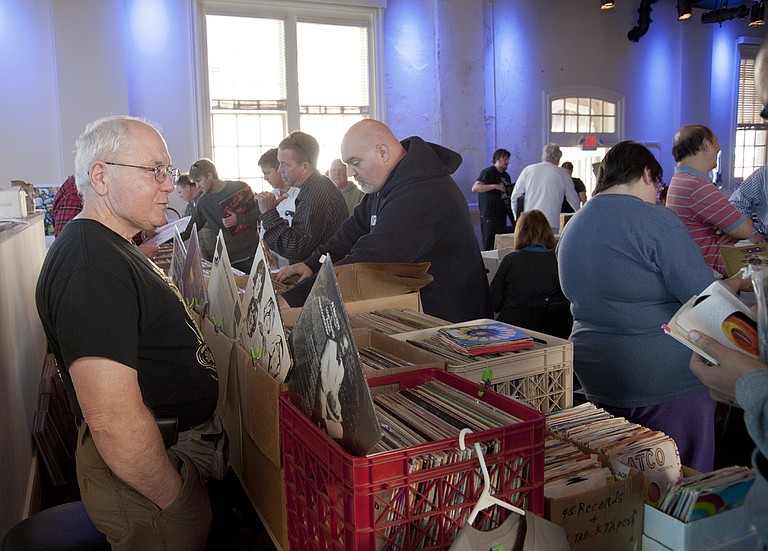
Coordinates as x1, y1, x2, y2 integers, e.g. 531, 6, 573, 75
750, 1, 765, 26
701, 3, 751, 24
677, 0, 693, 20
601, 0, 615, 9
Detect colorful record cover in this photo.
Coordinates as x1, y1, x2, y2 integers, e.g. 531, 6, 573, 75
288, 261, 382, 456
439, 321, 531, 347
180, 223, 207, 315
218, 186, 257, 236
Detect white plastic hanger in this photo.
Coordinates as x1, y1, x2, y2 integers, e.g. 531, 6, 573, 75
459, 427, 526, 525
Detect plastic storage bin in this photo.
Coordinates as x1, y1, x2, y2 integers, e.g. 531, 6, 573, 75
392, 320, 573, 414
280, 368, 545, 551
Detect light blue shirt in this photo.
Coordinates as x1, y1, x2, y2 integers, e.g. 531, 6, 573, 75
729, 165, 768, 235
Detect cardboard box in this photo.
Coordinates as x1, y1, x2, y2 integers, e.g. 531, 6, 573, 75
241, 431, 289, 551
234, 341, 288, 468
545, 467, 645, 551
0, 188, 28, 218
494, 232, 515, 250
352, 327, 445, 378
280, 291, 421, 327
642, 503, 757, 551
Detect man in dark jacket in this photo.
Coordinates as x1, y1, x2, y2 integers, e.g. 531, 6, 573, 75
277, 119, 491, 323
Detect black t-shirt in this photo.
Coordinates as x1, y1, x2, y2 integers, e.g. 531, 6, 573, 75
561, 177, 586, 213
36, 219, 218, 431
476, 166, 511, 218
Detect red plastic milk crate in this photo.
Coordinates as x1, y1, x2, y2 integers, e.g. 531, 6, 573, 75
280, 368, 545, 551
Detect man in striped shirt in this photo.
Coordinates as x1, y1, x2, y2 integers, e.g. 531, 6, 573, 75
729, 165, 768, 243
666, 125, 752, 276
256, 131, 348, 265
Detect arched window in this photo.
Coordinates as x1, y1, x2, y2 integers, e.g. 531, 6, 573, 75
545, 87, 624, 198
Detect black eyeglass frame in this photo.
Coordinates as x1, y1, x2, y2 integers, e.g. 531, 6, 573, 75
103, 161, 180, 184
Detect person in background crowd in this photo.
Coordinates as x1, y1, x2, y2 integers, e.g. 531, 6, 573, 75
329, 158, 364, 217
560, 161, 587, 212
729, 164, 768, 243
180, 158, 260, 272
258, 148, 299, 268
490, 209, 568, 335
255, 131, 348, 265
666, 125, 752, 276
557, 140, 749, 472
36, 115, 222, 550
472, 148, 512, 251
51, 175, 82, 237
174, 173, 202, 218
511, 143, 581, 233
276, 119, 491, 323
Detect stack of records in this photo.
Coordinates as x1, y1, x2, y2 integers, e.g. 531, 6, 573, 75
350, 308, 449, 335
436, 320, 534, 356
546, 402, 683, 506
544, 435, 613, 499
658, 465, 754, 521
372, 379, 523, 452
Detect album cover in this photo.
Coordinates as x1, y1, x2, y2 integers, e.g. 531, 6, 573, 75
219, 186, 257, 236
437, 321, 533, 355
288, 261, 382, 456
721, 242, 768, 277
207, 230, 242, 339
238, 241, 292, 382
663, 281, 758, 364
169, 224, 187, 291
181, 223, 207, 315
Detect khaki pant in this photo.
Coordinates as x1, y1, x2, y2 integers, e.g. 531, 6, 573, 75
75, 419, 223, 551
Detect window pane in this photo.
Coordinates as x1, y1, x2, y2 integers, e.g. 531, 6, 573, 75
551, 98, 565, 114
592, 118, 603, 133
297, 22, 369, 106
206, 16, 285, 101
578, 97, 590, 115
578, 115, 590, 133
564, 97, 578, 115
212, 114, 238, 146
591, 99, 603, 115
564, 114, 577, 133
552, 114, 564, 133
603, 116, 615, 133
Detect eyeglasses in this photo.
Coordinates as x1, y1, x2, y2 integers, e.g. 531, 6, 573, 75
103, 161, 180, 184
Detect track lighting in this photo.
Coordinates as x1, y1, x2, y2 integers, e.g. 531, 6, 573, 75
601, 0, 615, 9
677, 0, 693, 20
750, 1, 765, 26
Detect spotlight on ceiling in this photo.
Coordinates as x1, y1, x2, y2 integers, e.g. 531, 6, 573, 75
701, 3, 751, 24
750, 1, 765, 26
601, 0, 615, 9
677, 0, 693, 20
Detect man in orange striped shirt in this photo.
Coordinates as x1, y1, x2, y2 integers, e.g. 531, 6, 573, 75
666, 125, 752, 276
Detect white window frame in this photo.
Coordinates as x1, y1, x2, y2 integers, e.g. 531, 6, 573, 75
192, 0, 386, 167
545, 85, 625, 148
734, 38, 768, 182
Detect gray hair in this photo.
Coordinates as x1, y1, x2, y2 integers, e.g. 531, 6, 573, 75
74, 115, 154, 194
542, 143, 562, 163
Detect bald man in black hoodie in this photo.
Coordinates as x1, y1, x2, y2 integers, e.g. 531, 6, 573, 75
277, 119, 491, 323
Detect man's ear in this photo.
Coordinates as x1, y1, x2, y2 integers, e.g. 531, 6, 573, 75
376, 143, 389, 162
88, 161, 109, 196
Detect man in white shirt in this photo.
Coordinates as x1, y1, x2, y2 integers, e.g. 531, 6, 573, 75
511, 143, 581, 232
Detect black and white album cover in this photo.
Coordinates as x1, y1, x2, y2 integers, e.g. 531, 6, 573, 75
169, 224, 187, 291
288, 261, 382, 456
238, 242, 292, 382
208, 230, 242, 339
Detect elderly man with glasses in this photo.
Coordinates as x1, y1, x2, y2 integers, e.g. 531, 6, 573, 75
36, 115, 223, 551
255, 131, 348, 265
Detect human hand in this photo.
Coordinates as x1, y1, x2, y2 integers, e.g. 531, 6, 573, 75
138, 242, 160, 260
222, 213, 237, 228
751, 232, 768, 244
276, 262, 313, 283
255, 191, 285, 213
688, 330, 766, 406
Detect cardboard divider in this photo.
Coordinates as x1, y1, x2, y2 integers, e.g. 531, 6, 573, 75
353, 328, 445, 378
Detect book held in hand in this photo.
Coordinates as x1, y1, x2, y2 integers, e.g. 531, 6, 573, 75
218, 186, 256, 236
436, 320, 534, 356
662, 281, 758, 365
